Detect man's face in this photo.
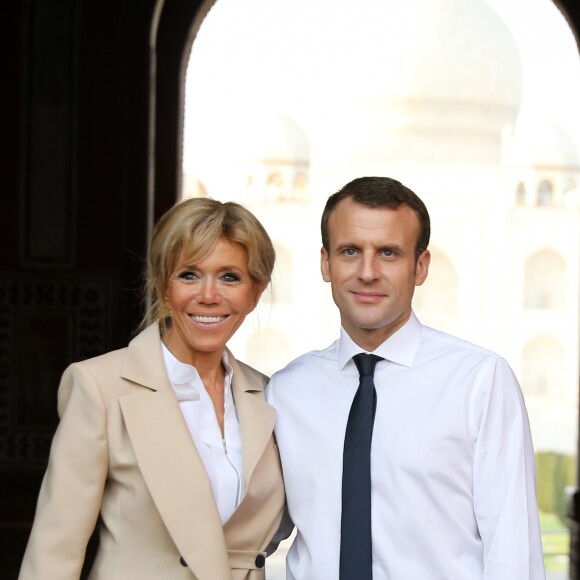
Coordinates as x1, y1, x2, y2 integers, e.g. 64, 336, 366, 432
321, 198, 430, 351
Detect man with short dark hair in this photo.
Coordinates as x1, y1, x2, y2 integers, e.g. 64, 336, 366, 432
267, 176, 545, 579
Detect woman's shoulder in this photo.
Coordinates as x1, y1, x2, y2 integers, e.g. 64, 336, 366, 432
69, 322, 159, 378
72, 345, 129, 371
62, 346, 130, 394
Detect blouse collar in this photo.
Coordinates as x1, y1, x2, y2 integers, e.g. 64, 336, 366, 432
161, 343, 233, 401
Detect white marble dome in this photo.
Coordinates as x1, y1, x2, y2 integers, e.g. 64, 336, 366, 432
505, 114, 580, 167
237, 111, 310, 164
319, 0, 524, 164
348, 0, 522, 110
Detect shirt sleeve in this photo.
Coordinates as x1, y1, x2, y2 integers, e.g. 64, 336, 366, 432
19, 363, 109, 580
472, 357, 546, 579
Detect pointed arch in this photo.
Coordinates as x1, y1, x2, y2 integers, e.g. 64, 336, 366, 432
154, 0, 216, 218
537, 179, 554, 206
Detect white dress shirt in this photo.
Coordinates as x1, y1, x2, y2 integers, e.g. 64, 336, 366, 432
162, 344, 244, 523
267, 312, 545, 580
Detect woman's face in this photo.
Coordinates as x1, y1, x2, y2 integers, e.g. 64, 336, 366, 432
163, 237, 264, 365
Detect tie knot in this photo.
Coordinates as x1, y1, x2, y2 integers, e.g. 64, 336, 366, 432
353, 353, 383, 377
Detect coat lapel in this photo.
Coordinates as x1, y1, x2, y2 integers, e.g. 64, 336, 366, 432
227, 351, 276, 497
118, 324, 232, 579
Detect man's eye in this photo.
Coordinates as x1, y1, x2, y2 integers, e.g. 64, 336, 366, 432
382, 250, 394, 257
178, 271, 197, 281
344, 248, 357, 256
222, 272, 241, 282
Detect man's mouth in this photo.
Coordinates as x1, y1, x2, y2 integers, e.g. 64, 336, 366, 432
352, 291, 385, 303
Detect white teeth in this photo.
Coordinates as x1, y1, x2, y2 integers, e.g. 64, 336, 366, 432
191, 315, 226, 323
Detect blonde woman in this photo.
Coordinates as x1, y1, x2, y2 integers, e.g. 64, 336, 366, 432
20, 198, 286, 579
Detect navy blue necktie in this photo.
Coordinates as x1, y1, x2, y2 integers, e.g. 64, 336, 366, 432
340, 353, 382, 580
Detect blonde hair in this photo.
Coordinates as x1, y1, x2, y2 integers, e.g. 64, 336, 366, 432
143, 197, 275, 331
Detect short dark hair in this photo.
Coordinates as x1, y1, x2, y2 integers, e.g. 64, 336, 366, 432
321, 176, 430, 260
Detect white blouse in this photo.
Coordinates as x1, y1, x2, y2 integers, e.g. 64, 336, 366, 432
161, 343, 244, 524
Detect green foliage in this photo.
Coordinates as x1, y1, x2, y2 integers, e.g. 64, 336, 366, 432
536, 452, 576, 525
540, 512, 570, 570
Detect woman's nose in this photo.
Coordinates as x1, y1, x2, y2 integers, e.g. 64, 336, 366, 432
197, 278, 222, 304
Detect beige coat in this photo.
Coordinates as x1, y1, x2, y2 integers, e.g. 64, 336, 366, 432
19, 323, 285, 580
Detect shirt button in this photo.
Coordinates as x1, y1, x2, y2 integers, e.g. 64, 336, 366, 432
180, 556, 187, 567
255, 554, 265, 568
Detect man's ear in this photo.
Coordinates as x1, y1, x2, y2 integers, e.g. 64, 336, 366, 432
415, 249, 431, 286
321, 247, 331, 282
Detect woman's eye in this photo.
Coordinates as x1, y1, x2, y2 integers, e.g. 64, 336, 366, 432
178, 271, 197, 281
222, 272, 241, 282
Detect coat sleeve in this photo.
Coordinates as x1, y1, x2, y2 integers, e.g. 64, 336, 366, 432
472, 358, 545, 579
19, 363, 109, 580
264, 378, 295, 557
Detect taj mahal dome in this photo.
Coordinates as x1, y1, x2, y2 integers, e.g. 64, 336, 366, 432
182, 0, 580, 454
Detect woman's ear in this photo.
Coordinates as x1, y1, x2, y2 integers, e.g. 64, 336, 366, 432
252, 280, 269, 309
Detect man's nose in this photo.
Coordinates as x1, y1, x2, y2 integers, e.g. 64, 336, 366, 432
359, 255, 379, 282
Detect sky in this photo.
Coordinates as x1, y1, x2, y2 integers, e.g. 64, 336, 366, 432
183, 0, 580, 173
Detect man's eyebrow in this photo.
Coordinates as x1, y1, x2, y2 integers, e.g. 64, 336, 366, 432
334, 242, 361, 251
379, 244, 404, 253
332, 242, 408, 253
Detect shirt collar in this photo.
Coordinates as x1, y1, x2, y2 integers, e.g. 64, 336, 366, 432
337, 311, 423, 370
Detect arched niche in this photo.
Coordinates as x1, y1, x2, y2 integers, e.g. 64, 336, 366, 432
537, 179, 555, 206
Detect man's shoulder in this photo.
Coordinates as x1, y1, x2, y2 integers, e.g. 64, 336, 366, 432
420, 323, 503, 363
272, 341, 338, 380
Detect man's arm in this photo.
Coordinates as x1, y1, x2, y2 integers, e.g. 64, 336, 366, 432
472, 357, 545, 579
